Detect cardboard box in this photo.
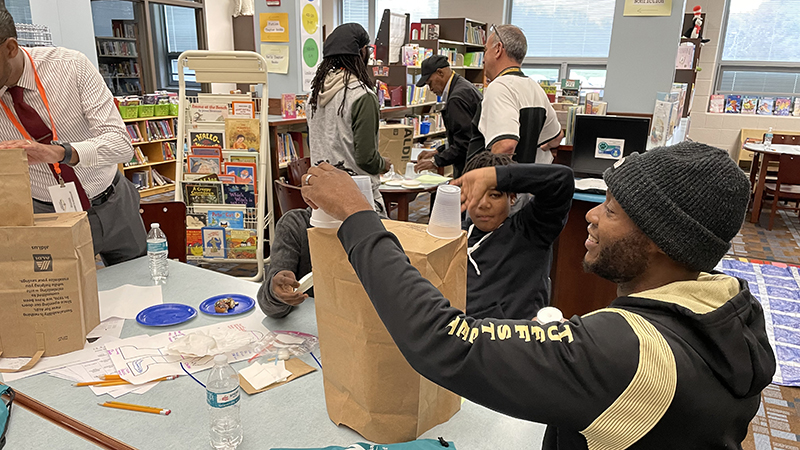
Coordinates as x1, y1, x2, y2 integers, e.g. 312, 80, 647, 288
379, 125, 413, 168
0, 212, 99, 364
0, 148, 34, 226
308, 220, 467, 443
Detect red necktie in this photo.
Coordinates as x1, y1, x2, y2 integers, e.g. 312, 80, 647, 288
9, 86, 91, 210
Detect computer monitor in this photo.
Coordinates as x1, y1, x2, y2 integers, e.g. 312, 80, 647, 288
571, 115, 650, 177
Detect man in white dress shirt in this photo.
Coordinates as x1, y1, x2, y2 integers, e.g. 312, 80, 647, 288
0, 9, 146, 265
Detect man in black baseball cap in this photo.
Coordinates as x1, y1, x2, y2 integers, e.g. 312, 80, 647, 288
414, 55, 482, 178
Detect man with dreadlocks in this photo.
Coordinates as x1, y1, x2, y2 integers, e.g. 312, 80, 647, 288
307, 23, 389, 215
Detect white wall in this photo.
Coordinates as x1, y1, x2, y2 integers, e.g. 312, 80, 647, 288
30, 0, 98, 67
438, 0, 505, 28
685, 0, 800, 157
206, 0, 237, 94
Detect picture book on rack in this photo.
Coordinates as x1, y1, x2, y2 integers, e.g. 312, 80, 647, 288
226, 228, 258, 260
184, 182, 222, 205
741, 97, 758, 114
725, 95, 741, 113
709, 95, 725, 113
758, 97, 774, 115
190, 131, 224, 148
202, 227, 226, 258
223, 162, 257, 186
223, 183, 256, 208
187, 155, 222, 174
225, 118, 260, 151
775, 97, 792, 116
207, 209, 246, 228
186, 229, 203, 257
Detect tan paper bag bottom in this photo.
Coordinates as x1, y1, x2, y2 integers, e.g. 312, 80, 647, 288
309, 221, 467, 444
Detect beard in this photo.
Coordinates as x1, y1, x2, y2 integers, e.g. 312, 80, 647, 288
583, 229, 651, 284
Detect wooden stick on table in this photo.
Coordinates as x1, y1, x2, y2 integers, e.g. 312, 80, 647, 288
1, 382, 137, 450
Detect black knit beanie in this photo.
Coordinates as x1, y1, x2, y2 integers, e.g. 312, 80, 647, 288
603, 142, 750, 272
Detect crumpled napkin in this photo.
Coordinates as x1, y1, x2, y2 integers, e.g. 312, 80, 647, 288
165, 328, 257, 357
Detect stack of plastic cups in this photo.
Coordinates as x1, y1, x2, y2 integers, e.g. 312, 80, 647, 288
351, 175, 375, 207
405, 162, 416, 180
427, 185, 463, 239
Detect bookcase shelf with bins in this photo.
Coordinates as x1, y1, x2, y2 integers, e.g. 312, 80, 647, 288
119, 116, 178, 197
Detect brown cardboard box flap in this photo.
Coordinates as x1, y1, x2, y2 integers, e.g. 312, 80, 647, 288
379, 125, 413, 168
0, 212, 99, 362
0, 148, 34, 226
308, 220, 466, 443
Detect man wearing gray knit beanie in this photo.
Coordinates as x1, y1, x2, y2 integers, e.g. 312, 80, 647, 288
301, 141, 776, 449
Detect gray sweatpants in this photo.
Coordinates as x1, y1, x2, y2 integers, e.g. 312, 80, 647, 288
33, 173, 147, 266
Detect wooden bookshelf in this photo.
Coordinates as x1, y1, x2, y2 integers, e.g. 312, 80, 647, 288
96, 20, 143, 96
119, 116, 178, 197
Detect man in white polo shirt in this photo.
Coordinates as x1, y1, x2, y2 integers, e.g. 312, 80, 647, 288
466, 24, 562, 165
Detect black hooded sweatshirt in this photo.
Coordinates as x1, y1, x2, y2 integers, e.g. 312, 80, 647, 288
337, 209, 776, 449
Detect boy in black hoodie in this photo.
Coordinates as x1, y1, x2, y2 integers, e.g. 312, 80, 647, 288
301, 141, 776, 449
461, 152, 572, 319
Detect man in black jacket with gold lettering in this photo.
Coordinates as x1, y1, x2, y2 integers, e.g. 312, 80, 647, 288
414, 56, 481, 179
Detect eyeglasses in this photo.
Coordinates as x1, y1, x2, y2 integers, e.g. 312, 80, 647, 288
490, 24, 504, 49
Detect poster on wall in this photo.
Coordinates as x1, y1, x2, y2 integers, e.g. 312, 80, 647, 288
298, 0, 322, 92
260, 44, 290, 74
260, 13, 290, 42
623, 0, 672, 16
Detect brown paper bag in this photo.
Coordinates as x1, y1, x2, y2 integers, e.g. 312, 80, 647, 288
0, 148, 34, 226
0, 212, 100, 371
379, 125, 413, 168
308, 220, 467, 444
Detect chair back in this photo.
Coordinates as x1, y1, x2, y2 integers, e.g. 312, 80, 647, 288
768, 134, 800, 146
274, 180, 307, 216
287, 157, 311, 186
777, 154, 800, 186
139, 202, 187, 262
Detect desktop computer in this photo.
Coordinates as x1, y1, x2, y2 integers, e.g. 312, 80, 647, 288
571, 115, 651, 178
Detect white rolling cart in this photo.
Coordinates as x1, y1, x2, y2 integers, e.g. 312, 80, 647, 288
173, 50, 274, 282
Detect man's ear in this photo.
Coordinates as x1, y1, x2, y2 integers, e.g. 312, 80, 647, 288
509, 193, 517, 205
4, 38, 18, 59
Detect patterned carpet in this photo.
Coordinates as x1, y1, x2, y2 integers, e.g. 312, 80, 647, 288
731, 210, 800, 265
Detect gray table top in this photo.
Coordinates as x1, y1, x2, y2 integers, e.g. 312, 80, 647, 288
4, 258, 544, 449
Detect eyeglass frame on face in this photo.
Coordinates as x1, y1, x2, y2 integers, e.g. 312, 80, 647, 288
490, 24, 504, 50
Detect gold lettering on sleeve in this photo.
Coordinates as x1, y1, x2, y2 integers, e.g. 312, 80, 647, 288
481, 322, 496, 340
446, 317, 460, 335
558, 325, 574, 343
457, 321, 471, 341
469, 328, 479, 343
515, 324, 531, 342
497, 324, 512, 340
531, 326, 546, 342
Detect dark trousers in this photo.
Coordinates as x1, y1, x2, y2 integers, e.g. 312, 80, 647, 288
33, 173, 147, 266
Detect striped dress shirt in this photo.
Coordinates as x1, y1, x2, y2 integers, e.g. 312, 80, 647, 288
0, 47, 133, 201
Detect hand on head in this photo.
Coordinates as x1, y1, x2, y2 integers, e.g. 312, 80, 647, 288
450, 166, 498, 212
301, 163, 372, 221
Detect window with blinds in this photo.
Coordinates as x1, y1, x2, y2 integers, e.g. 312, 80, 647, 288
509, 0, 616, 58
718, 0, 800, 96
375, 0, 439, 26
343, 0, 369, 32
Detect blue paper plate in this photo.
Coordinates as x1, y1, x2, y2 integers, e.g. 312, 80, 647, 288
199, 294, 255, 316
136, 303, 197, 327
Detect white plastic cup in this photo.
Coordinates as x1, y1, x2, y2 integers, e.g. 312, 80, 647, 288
405, 162, 416, 180
310, 207, 342, 229
427, 184, 463, 239
352, 175, 375, 207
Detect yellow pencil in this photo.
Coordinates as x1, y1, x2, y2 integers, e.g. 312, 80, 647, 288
101, 374, 122, 380
75, 375, 179, 387
98, 402, 171, 415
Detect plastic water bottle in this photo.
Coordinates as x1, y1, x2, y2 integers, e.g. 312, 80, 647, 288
207, 355, 242, 449
765, 127, 774, 150
146, 223, 168, 282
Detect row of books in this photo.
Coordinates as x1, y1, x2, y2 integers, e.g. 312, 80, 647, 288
126, 147, 149, 166
161, 141, 176, 160
125, 123, 144, 142
99, 61, 140, 78
463, 52, 484, 67
145, 119, 175, 141
465, 23, 487, 45
184, 181, 255, 208
398, 112, 445, 137
409, 23, 439, 41
188, 119, 261, 151
98, 41, 137, 57
564, 105, 584, 146
280, 94, 308, 119
710, 95, 800, 116
405, 84, 437, 106
277, 132, 300, 166
130, 167, 173, 190
648, 86, 688, 149
111, 22, 136, 39
402, 44, 434, 67
186, 226, 257, 260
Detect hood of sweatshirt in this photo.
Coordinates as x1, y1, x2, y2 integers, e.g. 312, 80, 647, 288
318, 69, 347, 107
618, 273, 776, 399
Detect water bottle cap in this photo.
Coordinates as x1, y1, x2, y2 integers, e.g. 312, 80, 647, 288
151, 223, 160, 228
214, 354, 227, 363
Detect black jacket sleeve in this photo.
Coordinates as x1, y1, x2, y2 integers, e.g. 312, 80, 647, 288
337, 211, 640, 429
497, 164, 574, 246
435, 97, 473, 169
256, 208, 313, 318
351, 94, 385, 175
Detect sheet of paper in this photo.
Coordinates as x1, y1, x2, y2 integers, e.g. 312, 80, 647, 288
260, 44, 289, 74
239, 361, 292, 390
99, 284, 163, 321
107, 314, 271, 384
87, 318, 125, 342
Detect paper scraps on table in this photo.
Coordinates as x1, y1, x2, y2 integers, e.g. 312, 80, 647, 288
239, 360, 292, 390
239, 358, 316, 395
99, 284, 163, 321
86, 317, 125, 345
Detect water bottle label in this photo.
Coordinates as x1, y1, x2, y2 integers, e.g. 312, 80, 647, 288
147, 241, 168, 253
207, 387, 240, 408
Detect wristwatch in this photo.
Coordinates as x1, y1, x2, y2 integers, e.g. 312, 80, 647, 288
52, 141, 75, 166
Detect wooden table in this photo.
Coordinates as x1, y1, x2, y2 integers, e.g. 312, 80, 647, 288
379, 184, 440, 221
743, 143, 800, 223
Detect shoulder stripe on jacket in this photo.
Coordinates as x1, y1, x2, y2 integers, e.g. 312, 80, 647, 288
580, 308, 677, 450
